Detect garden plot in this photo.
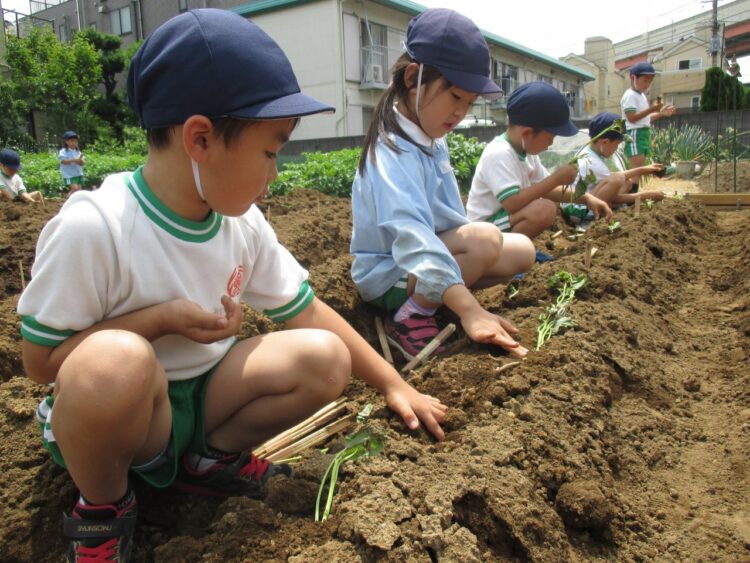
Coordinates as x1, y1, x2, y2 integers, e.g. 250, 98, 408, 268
0, 191, 748, 562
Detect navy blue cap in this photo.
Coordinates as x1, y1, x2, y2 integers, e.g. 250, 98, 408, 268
588, 112, 624, 141
62, 130, 78, 140
127, 9, 334, 129
406, 9, 502, 100
0, 148, 22, 170
630, 62, 656, 75
506, 82, 578, 136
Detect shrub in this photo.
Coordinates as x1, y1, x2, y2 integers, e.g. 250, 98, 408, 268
446, 132, 486, 192
271, 148, 361, 197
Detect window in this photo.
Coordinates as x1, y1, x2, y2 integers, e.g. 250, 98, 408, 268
678, 58, 702, 70
111, 6, 132, 36
691, 96, 700, 110
58, 23, 67, 42
178, 0, 188, 12
538, 74, 552, 84
359, 20, 403, 85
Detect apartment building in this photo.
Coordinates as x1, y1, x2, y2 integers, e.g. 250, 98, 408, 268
12, 0, 593, 139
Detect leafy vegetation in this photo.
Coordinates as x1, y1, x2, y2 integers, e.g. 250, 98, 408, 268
700, 66, 749, 112
445, 132, 486, 192
535, 271, 587, 351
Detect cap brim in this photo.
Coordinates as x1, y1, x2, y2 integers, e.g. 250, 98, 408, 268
229, 92, 335, 120
436, 66, 503, 100
544, 121, 580, 137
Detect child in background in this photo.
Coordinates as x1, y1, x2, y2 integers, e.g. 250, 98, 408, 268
58, 130, 85, 194
351, 8, 535, 362
19, 10, 445, 562
620, 62, 676, 193
561, 112, 665, 224
0, 148, 45, 204
467, 82, 611, 248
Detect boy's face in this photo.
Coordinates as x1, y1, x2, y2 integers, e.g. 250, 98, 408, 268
596, 138, 621, 158
1, 164, 17, 177
520, 127, 555, 155
206, 118, 294, 216
632, 74, 654, 92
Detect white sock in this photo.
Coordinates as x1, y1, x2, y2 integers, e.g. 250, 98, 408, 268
394, 296, 437, 323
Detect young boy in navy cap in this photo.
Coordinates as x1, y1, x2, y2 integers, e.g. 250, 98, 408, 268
467, 82, 611, 248
561, 112, 666, 225
0, 148, 45, 204
620, 62, 676, 193
18, 10, 446, 562
58, 131, 86, 194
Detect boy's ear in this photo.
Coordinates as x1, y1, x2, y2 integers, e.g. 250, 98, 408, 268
182, 115, 214, 163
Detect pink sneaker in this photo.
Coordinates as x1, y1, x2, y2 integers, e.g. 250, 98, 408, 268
384, 314, 446, 361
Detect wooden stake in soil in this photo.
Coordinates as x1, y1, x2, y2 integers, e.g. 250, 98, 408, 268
18, 260, 25, 291
374, 316, 394, 365
266, 205, 271, 224
551, 230, 563, 239
633, 196, 641, 218
401, 323, 456, 373
253, 398, 347, 459
584, 239, 592, 271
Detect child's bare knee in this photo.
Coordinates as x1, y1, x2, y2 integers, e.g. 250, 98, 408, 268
305, 330, 351, 396
466, 222, 503, 262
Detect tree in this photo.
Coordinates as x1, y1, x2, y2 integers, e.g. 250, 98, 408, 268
700, 66, 748, 111
0, 27, 102, 145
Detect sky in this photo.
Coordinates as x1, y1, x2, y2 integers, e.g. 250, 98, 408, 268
2, 0, 748, 70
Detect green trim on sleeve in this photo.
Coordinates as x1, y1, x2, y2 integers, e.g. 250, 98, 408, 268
20, 316, 75, 347
496, 186, 520, 202
623, 107, 637, 113
264, 281, 315, 322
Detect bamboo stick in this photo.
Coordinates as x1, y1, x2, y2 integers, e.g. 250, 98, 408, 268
263, 415, 355, 462
584, 239, 592, 270
253, 398, 347, 458
401, 323, 456, 373
18, 260, 25, 291
591, 247, 598, 259
633, 196, 641, 217
551, 230, 563, 239
494, 360, 521, 374
374, 316, 394, 365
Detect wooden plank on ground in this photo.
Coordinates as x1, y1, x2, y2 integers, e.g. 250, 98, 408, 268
684, 193, 750, 206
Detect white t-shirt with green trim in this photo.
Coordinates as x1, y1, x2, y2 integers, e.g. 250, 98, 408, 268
18, 168, 312, 381
0, 172, 27, 199
620, 88, 650, 129
466, 133, 548, 230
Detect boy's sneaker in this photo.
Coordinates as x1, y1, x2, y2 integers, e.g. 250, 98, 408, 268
64, 494, 137, 562
384, 314, 446, 361
174, 451, 292, 499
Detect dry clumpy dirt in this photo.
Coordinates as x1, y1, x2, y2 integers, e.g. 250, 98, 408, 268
1, 188, 749, 563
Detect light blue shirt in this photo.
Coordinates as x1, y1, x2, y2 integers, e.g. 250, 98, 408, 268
350, 111, 468, 304
58, 147, 83, 179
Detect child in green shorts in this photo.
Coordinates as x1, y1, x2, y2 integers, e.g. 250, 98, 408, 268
19, 10, 446, 562
620, 62, 676, 193
58, 130, 86, 194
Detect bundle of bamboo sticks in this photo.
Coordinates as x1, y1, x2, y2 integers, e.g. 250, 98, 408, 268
253, 397, 353, 462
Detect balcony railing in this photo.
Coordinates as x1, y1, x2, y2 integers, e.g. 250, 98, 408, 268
360, 45, 401, 89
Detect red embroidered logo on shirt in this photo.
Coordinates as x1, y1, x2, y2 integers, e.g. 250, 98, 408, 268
227, 265, 244, 298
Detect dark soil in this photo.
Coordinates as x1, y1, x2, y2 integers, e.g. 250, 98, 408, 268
1, 190, 749, 562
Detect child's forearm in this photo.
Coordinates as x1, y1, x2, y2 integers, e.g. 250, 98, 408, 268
502, 176, 559, 213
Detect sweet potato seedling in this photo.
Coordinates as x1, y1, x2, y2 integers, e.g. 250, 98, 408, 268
535, 271, 587, 351
315, 425, 385, 522
608, 220, 621, 234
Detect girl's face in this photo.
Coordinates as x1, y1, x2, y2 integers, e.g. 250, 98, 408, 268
404, 66, 479, 139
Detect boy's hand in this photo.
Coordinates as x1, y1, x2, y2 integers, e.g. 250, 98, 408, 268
583, 194, 612, 221
384, 380, 447, 441
460, 309, 528, 357
643, 163, 664, 175
651, 100, 664, 112
640, 190, 665, 201
552, 164, 579, 187
165, 295, 242, 343
659, 104, 676, 117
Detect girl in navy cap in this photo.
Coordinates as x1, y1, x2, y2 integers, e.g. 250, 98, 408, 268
621, 62, 676, 193
58, 130, 86, 194
351, 8, 534, 362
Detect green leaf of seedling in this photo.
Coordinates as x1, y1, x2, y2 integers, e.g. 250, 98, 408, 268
356, 403, 373, 424
607, 220, 621, 234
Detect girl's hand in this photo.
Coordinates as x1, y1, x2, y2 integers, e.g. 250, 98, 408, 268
461, 309, 528, 357
384, 379, 447, 441
163, 295, 242, 343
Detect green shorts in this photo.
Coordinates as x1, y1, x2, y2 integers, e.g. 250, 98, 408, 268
367, 277, 408, 311
63, 176, 84, 187
38, 370, 214, 489
625, 127, 651, 158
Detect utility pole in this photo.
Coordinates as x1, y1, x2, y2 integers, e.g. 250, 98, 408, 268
710, 0, 720, 67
